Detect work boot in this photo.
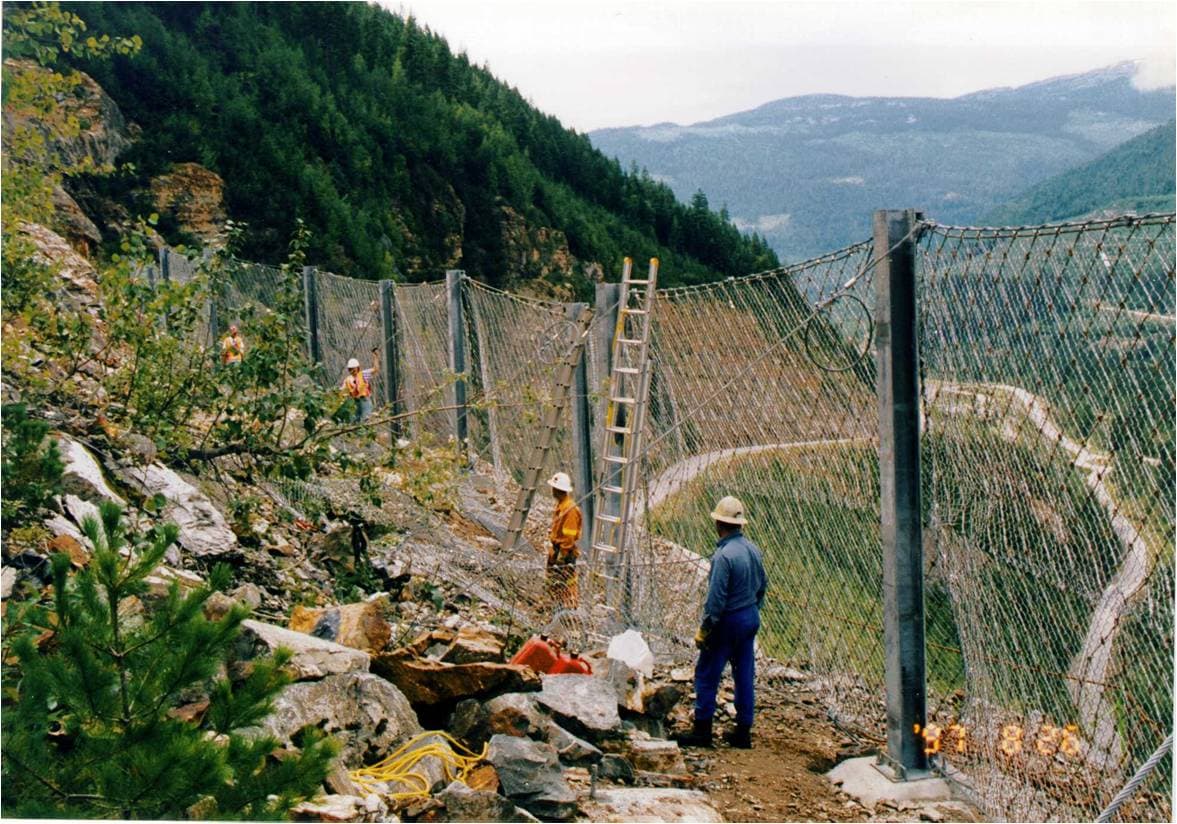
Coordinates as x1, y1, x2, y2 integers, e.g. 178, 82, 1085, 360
673, 718, 714, 748
724, 723, 752, 749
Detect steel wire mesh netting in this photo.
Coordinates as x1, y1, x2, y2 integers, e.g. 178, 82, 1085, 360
313, 269, 386, 404
159, 251, 215, 348
395, 281, 453, 440
915, 215, 1175, 822
587, 242, 891, 731
463, 279, 581, 483
220, 258, 306, 356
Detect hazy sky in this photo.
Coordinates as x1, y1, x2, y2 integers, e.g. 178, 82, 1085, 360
385, 0, 1176, 132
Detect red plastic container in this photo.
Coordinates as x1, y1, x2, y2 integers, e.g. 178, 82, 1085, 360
510, 635, 560, 673
549, 651, 592, 675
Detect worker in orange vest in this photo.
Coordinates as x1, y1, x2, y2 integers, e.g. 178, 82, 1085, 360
546, 471, 583, 610
220, 324, 245, 365
342, 348, 379, 423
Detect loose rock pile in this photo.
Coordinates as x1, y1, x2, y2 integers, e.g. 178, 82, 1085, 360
1, 434, 721, 822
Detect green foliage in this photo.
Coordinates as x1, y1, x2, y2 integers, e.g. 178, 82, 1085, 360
390, 434, 463, 512
0, 403, 65, 523
60, 1, 777, 289
985, 119, 1177, 225
0, 502, 335, 819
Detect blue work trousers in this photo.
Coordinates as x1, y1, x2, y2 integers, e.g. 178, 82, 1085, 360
694, 605, 760, 726
352, 395, 373, 423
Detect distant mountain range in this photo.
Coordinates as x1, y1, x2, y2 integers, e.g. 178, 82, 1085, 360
589, 63, 1176, 262
984, 119, 1175, 225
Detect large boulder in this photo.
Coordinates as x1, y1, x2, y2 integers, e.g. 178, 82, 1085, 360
534, 675, 622, 743
371, 650, 539, 708
251, 672, 420, 766
487, 734, 578, 821
236, 619, 369, 681
112, 462, 236, 557
289, 597, 392, 653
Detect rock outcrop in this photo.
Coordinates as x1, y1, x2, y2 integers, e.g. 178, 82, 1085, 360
2, 59, 134, 170
149, 162, 228, 248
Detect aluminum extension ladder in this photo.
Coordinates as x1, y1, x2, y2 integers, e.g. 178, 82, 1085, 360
591, 257, 659, 620
500, 306, 593, 552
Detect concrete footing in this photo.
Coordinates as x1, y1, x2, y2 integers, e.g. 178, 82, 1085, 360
827, 756, 953, 810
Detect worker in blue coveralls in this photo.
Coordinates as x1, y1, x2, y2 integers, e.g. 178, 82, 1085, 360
674, 495, 767, 749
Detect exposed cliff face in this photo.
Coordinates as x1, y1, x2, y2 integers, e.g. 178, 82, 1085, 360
149, 162, 229, 248
498, 205, 603, 299
51, 185, 103, 256
1, 59, 135, 171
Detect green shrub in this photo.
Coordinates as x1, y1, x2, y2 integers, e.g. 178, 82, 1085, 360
1, 403, 65, 524
1, 502, 336, 819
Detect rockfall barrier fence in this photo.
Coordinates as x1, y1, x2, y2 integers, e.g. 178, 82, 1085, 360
161, 210, 1175, 822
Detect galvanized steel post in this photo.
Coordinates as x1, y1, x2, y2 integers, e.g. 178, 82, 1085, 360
874, 208, 928, 778
380, 280, 402, 439
593, 282, 622, 573
566, 302, 595, 556
302, 266, 322, 369
446, 269, 469, 456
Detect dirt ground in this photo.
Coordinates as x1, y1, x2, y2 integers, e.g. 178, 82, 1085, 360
674, 675, 983, 823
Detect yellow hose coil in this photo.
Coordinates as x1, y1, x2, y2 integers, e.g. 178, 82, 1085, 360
349, 731, 489, 801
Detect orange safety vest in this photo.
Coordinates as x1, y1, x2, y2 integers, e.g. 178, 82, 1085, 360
343, 370, 370, 399
549, 497, 583, 560
221, 334, 244, 364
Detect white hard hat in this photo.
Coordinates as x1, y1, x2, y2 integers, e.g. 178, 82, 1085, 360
547, 472, 573, 492
346, 358, 361, 369
710, 495, 747, 525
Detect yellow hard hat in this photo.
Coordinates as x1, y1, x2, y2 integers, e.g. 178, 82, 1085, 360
710, 495, 747, 525
547, 472, 573, 492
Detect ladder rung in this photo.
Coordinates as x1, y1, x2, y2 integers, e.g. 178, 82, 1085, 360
601, 485, 623, 494
621, 308, 648, 315
606, 425, 632, 434
615, 367, 639, 374
592, 544, 619, 554
627, 279, 650, 285
604, 455, 629, 464
612, 396, 635, 404
617, 338, 643, 346
596, 514, 621, 524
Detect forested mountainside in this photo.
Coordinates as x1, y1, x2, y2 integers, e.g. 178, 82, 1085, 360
58, 1, 777, 289
983, 119, 1176, 225
589, 63, 1175, 261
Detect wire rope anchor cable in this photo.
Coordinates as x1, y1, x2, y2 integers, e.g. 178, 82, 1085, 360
802, 291, 875, 373
1095, 733, 1173, 823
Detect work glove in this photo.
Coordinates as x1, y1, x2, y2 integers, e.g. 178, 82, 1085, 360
694, 625, 711, 651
